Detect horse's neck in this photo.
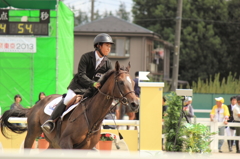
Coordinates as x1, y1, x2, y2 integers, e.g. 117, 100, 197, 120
87, 78, 115, 122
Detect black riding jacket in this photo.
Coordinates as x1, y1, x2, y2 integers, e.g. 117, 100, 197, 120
67, 51, 112, 94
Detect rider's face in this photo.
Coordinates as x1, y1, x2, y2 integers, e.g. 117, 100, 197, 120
99, 43, 112, 57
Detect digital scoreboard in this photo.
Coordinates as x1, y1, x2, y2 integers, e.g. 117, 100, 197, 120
0, 22, 48, 35
0, 9, 50, 36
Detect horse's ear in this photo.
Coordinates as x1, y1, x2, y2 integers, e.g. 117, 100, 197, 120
126, 62, 131, 72
115, 61, 120, 71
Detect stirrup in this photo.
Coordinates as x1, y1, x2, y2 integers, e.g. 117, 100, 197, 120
41, 120, 55, 133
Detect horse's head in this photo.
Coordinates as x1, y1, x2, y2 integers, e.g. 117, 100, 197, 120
112, 61, 139, 112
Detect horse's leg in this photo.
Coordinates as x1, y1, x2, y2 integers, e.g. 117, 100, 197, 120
24, 130, 41, 149
126, 112, 135, 130
24, 118, 43, 149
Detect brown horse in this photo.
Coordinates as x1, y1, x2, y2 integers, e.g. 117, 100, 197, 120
0, 61, 139, 149
116, 103, 138, 130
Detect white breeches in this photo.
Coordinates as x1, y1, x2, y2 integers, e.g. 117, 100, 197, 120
63, 89, 76, 105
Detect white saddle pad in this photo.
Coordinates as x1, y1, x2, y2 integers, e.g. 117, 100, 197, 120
44, 96, 80, 119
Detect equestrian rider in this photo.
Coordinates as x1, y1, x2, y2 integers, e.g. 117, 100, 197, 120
41, 33, 114, 133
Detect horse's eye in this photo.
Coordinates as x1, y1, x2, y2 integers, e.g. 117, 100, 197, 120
119, 81, 124, 85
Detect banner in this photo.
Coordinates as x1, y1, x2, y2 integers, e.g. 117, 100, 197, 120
0, 37, 36, 53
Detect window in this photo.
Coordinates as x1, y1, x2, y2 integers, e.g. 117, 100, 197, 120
108, 37, 130, 58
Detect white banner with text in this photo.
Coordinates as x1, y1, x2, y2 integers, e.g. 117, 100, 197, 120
0, 37, 36, 53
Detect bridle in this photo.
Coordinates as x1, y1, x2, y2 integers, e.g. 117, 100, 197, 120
73, 70, 135, 148
97, 70, 135, 105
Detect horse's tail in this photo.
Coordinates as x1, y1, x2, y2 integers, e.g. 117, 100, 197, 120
0, 106, 30, 138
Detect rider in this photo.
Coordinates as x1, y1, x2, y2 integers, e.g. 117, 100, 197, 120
41, 33, 114, 133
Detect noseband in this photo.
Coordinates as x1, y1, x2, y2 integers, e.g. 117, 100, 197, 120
97, 71, 135, 105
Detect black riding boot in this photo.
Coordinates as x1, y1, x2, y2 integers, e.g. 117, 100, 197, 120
236, 140, 240, 153
41, 99, 66, 133
228, 140, 232, 152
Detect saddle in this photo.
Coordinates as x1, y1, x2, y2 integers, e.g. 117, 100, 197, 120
65, 95, 83, 110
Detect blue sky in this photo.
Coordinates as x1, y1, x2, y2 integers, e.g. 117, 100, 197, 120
63, 0, 133, 17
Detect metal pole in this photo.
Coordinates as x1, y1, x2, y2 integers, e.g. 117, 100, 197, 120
171, 0, 183, 91
91, 0, 94, 21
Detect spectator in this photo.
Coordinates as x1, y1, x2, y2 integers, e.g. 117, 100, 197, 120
210, 97, 230, 153
162, 96, 168, 119
183, 97, 194, 123
133, 71, 140, 98
226, 96, 237, 152
233, 96, 240, 153
10, 94, 23, 110
133, 71, 140, 121
162, 96, 168, 150
10, 94, 24, 127
35, 92, 46, 104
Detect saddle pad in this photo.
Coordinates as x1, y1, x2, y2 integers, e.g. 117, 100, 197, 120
44, 96, 80, 119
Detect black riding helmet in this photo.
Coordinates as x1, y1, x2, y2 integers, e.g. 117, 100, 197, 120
93, 33, 114, 49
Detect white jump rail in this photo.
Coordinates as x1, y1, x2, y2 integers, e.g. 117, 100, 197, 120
7, 117, 240, 153
8, 117, 139, 126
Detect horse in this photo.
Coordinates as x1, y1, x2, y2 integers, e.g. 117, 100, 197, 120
0, 61, 139, 149
116, 103, 138, 130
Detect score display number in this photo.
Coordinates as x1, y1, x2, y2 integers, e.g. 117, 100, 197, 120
0, 22, 48, 35
0, 23, 6, 34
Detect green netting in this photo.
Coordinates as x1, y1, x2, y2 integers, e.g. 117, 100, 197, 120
56, 1, 74, 94
0, 2, 73, 115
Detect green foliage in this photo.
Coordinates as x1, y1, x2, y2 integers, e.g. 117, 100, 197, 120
99, 133, 114, 141
164, 92, 217, 153
149, 72, 240, 94
132, 0, 240, 84
74, 10, 89, 26
183, 123, 216, 153
115, 2, 130, 21
190, 72, 240, 94
164, 92, 185, 152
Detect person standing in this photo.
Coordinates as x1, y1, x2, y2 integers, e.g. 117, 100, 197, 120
35, 92, 46, 104
10, 94, 23, 110
41, 33, 114, 133
233, 96, 240, 153
10, 94, 24, 127
183, 97, 194, 123
133, 71, 140, 121
226, 96, 237, 152
210, 97, 229, 153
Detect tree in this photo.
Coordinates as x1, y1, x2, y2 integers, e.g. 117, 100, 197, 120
225, 0, 240, 77
94, 10, 102, 20
103, 10, 114, 18
116, 2, 130, 21
179, 0, 229, 82
132, 0, 229, 84
74, 10, 89, 26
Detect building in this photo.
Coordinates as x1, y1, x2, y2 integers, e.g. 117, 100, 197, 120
74, 16, 172, 79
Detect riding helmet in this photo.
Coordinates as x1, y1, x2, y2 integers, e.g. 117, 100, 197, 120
93, 33, 114, 48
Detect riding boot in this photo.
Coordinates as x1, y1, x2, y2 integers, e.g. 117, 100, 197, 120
228, 140, 232, 152
236, 140, 240, 153
41, 99, 66, 133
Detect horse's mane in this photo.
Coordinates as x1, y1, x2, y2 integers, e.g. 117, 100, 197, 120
98, 66, 126, 86
98, 69, 115, 86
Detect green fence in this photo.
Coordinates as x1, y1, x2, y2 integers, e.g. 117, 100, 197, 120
164, 93, 237, 118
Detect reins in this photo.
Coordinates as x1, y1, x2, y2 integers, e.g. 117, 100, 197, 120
73, 70, 134, 148
97, 71, 135, 105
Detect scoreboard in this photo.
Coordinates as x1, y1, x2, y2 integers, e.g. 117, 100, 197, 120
0, 9, 50, 36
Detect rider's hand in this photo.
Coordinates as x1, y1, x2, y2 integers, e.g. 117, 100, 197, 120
93, 82, 101, 88
224, 120, 228, 125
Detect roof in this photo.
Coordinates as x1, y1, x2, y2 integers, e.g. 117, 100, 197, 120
0, 0, 57, 9
74, 16, 157, 36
